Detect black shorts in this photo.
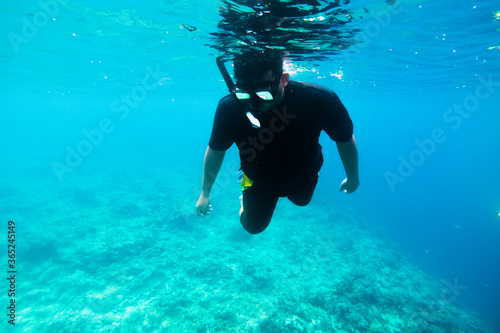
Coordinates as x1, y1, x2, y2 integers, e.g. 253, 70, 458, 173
240, 156, 322, 234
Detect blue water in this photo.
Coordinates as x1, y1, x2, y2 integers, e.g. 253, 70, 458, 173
1, 0, 500, 332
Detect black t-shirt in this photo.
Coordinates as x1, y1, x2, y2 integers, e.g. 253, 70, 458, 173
209, 81, 353, 186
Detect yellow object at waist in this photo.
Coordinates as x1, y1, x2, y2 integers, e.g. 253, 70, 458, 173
241, 172, 253, 190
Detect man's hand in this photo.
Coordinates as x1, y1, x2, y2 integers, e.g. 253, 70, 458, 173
196, 193, 212, 217
196, 147, 226, 217
339, 178, 359, 193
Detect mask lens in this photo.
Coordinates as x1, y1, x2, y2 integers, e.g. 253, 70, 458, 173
234, 91, 250, 100
234, 89, 273, 102
255, 91, 274, 101
233, 75, 281, 103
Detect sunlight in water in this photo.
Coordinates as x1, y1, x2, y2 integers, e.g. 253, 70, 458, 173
1, 0, 500, 332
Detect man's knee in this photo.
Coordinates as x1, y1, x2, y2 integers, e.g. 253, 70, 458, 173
288, 194, 312, 207
243, 224, 266, 234
288, 177, 317, 206
240, 212, 269, 234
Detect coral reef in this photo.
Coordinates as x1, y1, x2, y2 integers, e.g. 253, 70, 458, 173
1, 163, 494, 333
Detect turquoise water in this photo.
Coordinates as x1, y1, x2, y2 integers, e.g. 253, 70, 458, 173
1, 0, 500, 332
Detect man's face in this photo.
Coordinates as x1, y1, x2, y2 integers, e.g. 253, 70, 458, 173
235, 70, 290, 113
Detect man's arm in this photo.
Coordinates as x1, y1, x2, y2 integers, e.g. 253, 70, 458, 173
196, 146, 226, 216
336, 135, 359, 193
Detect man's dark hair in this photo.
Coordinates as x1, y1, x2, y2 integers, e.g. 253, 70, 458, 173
234, 49, 284, 82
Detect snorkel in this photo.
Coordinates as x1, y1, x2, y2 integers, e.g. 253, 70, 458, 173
216, 57, 262, 128
216, 57, 235, 92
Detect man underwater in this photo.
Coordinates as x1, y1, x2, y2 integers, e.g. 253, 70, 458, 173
196, 50, 359, 234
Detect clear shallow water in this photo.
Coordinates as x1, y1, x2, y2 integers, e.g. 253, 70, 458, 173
1, 0, 500, 332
